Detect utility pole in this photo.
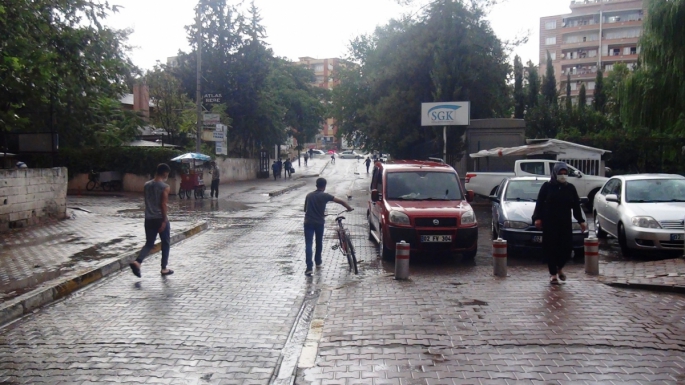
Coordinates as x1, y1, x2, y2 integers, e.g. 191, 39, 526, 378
195, 10, 202, 153
443, 126, 447, 163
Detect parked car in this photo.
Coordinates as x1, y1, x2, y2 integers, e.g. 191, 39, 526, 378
490, 177, 589, 258
593, 174, 685, 256
308, 149, 325, 157
339, 150, 362, 159
368, 160, 478, 260
465, 159, 608, 208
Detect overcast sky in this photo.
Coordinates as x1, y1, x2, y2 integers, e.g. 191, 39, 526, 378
106, 0, 572, 71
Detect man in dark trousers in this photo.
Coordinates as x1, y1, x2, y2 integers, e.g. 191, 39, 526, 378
303, 178, 353, 276
209, 161, 220, 198
129, 163, 173, 277
303, 153, 309, 166
276, 158, 283, 178
284, 158, 292, 178
271, 161, 278, 180
364, 157, 372, 173
532, 162, 587, 285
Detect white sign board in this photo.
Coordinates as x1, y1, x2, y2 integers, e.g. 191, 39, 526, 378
421, 102, 470, 126
203, 113, 221, 125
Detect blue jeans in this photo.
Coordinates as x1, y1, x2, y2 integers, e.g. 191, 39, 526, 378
136, 219, 171, 269
304, 223, 324, 270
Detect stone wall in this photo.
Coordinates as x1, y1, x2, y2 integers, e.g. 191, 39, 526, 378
67, 158, 260, 194
0, 167, 68, 231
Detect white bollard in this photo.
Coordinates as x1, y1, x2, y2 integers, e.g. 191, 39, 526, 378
493, 238, 507, 277
395, 241, 410, 280
584, 237, 600, 275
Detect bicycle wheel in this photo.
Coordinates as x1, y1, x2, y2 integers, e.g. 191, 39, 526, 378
185, 189, 192, 199
86, 180, 96, 191
346, 236, 358, 274
102, 182, 111, 191
178, 188, 185, 199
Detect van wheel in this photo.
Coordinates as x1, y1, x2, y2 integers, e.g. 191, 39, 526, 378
585, 189, 599, 211
573, 248, 584, 260
462, 248, 477, 260
379, 229, 392, 260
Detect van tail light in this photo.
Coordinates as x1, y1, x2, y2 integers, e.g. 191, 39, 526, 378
465, 173, 476, 183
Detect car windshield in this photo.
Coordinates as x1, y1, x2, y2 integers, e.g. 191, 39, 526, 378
386, 171, 463, 200
625, 179, 685, 202
504, 180, 545, 202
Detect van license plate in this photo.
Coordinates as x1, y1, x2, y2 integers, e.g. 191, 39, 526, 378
670, 234, 684, 241
532, 236, 543, 243
421, 235, 452, 243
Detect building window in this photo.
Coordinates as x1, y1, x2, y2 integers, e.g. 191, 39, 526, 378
316, 76, 324, 83
570, 82, 578, 91
605, 64, 614, 72
313, 64, 324, 72
587, 81, 596, 90
545, 37, 557, 45
549, 52, 556, 60
545, 21, 557, 30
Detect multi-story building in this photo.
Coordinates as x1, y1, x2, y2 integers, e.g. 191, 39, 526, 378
540, 0, 645, 104
294, 57, 342, 150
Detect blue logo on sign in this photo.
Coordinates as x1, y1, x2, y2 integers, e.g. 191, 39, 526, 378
428, 105, 461, 121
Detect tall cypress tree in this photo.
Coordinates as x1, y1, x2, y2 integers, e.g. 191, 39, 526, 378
593, 69, 606, 113
514, 55, 525, 119
566, 74, 572, 112
526, 61, 540, 110
541, 51, 558, 106
578, 83, 587, 111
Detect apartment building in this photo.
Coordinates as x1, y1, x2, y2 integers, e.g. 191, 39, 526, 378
540, 0, 646, 104
294, 57, 343, 149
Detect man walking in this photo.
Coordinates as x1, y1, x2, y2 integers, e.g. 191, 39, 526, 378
303, 178, 353, 276
303, 153, 309, 166
129, 163, 173, 277
364, 157, 372, 173
272, 161, 278, 180
209, 161, 220, 198
284, 158, 292, 178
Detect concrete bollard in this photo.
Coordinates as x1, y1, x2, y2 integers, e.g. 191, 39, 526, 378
493, 238, 507, 277
395, 241, 410, 280
584, 237, 600, 275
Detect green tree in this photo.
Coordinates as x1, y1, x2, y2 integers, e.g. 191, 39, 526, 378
145, 65, 196, 145
578, 83, 587, 111
0, 0, 137, 147
592, 69, 606, 113
565, 74, 572, 112
525, 61, 540, 111
541, 52, 558, 105
620, 0, 685, 135
331, 0, 510, 159
605, 62, 630, 117
513, 55, 525, 119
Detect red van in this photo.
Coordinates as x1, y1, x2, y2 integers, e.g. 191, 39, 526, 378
368, 160, 478, 260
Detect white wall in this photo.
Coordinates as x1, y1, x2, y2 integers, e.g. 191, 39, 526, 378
0, 167, 67, 231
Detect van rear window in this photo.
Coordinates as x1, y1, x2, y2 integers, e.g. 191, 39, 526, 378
386, 171, 463, 200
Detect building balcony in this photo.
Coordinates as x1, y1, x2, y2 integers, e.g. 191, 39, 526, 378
601, 36, 640, 46
570, 0, 637, 9
560, 40, 602, 50
559, 56, 600, 66
562, 72, 599, 81
562, 23, 601, 33
602, 19, 643, 30
601, 53, 638, 62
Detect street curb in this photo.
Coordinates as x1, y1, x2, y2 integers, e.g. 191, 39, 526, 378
269, 182, 307, 197
0, 221, 209, 327
297, 288, 331, 369
603, 281, 685, 294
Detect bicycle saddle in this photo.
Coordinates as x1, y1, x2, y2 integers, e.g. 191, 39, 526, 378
335, 215, 346, 221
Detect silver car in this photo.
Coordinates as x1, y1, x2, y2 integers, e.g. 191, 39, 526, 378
593, 174, 685, 256
490, 177, 588, 257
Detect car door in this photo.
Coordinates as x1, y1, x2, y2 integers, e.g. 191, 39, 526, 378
370, 169, 384, 235
567, 165, 588, 198
595, 179, 615, 231
604, 179, 623, 235
518, 161, 547, 176
492, 179, 506, 237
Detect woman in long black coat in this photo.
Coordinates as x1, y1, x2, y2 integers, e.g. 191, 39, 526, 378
532, 162, 587, 284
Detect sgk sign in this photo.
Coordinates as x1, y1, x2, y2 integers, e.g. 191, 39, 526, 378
421, 102, 470, 126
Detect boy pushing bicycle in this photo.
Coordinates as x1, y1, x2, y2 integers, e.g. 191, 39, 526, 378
303, 178, 352, 276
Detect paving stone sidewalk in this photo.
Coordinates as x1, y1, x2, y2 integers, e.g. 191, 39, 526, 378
599, 257, 685, 291
0, 158, 328, 304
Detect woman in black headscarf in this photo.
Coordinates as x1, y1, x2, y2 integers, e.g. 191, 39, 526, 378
532, 162, 587, 284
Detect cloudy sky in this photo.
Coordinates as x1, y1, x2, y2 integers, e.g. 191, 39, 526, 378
105, 0, 571, 70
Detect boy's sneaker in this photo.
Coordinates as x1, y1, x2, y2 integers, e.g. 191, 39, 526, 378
305, 269, 313, 276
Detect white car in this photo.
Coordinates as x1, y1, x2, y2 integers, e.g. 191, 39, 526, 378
593, 174, 685, 256
339, 150, 362, 159
308, 149, 325, 157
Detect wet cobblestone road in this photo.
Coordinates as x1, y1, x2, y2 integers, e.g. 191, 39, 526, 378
1, 158, 685, 384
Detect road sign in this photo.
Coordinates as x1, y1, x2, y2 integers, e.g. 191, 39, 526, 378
203, 93, 222, 104
203, 113, 220, 125
421, 102, 470, 126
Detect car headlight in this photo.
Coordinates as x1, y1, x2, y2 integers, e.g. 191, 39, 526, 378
503, 220, 529, 229
461, 210, 476, 225
631, 216, 662, 229
389, 210, 410, 226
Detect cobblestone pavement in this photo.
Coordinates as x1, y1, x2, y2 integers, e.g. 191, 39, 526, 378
0, 158, 329, 304
1, 158, 685, 384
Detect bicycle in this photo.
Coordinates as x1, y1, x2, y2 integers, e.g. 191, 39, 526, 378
86, 171, 123, 192
330, 209, 358, 274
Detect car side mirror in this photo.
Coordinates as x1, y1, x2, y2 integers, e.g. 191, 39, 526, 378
371, 189, 380, 202
466, 190, 475, 203
606, 194, 619, 203
488, 194, 499, 203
